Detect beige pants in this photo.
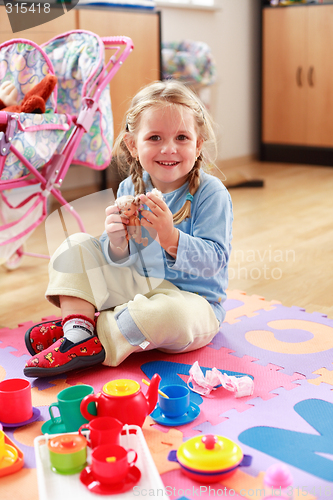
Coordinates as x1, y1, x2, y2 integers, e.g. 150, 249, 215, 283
46, 233, 220, 366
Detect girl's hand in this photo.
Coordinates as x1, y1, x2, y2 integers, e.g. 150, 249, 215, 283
139, 192, 179, 257
105, 204, 129, 259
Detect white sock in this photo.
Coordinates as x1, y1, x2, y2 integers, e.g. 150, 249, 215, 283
63, 317, 95, 344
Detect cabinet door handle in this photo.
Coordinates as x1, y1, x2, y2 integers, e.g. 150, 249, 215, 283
296, 67, 303, 87
308, 66, 315, 87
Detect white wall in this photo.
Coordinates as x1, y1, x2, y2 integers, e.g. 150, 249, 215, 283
159, 0, 261, 161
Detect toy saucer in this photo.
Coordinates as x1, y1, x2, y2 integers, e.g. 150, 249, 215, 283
80, 465, 141, 495
150, 402, 200, 426
0, 444, 18, 469
0, 407, 41, 428
0, 435, 24, 478
41, 417, 67, 435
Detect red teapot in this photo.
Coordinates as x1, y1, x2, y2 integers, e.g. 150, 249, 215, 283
80, 374, 161, 427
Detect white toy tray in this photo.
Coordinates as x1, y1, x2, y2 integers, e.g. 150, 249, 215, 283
34, 425, 166, 499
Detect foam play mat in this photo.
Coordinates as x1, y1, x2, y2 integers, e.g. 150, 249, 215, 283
1, 289, 333, 499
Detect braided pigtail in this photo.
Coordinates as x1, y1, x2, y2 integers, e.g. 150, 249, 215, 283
173, 157, 202, 225
129, 158, 145, 196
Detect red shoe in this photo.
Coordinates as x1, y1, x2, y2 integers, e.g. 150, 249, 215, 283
24, 336, 105, 378
25, 319, 63, 355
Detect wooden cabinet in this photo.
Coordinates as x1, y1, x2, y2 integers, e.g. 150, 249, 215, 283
262, 6, 307, 145
306, 6, 333, 147
261, 4, 333, 164
0, 6, 161, 140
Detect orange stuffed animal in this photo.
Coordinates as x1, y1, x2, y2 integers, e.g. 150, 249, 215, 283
0, 74, 57, 116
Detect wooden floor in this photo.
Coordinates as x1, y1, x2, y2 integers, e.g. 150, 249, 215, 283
1, 161, 333, 329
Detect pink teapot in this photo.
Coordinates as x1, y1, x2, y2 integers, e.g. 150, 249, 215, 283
80, 374, 161, 427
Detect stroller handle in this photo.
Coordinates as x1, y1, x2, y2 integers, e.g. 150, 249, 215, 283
89, 36, 134, 97
102, 36, 134, 50
77, 35, 134, 132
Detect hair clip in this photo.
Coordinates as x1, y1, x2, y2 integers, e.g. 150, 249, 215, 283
186, 193, 194, 203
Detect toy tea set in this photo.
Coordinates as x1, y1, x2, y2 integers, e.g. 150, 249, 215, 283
37, 374, 252, 490
1, 373, 291, 498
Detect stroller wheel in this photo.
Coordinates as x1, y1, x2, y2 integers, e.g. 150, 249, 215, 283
5, 246, 25, 270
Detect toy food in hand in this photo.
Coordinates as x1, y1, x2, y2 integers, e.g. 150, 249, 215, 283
149, 188, 164, 201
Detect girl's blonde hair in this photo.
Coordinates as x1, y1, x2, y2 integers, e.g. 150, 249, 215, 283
113, 80, 217, 224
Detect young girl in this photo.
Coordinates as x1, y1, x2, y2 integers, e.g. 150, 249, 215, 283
24, 80, 233, 378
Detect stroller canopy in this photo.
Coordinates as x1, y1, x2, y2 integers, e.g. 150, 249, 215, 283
43, 30, 113, 170
0, 30, 113, 181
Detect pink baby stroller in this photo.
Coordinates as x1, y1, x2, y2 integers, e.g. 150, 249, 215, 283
0, 30, 133, 269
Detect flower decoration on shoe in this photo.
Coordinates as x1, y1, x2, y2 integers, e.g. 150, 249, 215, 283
24, 336, 105, 378
25, 319, 64, 356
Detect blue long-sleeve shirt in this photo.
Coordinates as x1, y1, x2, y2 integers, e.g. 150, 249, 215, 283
100, 171, 233, 324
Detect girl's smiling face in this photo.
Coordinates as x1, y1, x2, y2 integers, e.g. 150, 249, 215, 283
125, 105, 203, 193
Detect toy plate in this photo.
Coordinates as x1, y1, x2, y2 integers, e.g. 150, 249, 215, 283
0, 407, 40, 428
150, 402, 200, 426
80, 464, 141, 495
41, 417, 67, 435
